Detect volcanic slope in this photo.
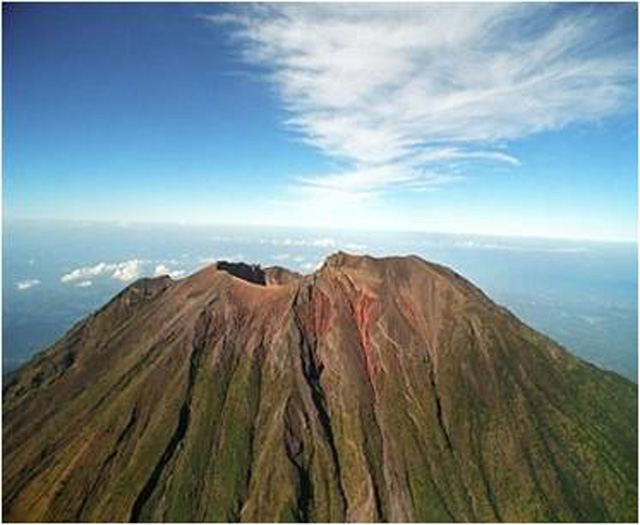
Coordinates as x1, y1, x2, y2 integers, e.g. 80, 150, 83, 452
2, 253, 637, 522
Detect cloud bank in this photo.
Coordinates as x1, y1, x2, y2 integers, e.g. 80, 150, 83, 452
207, 3, 635, 203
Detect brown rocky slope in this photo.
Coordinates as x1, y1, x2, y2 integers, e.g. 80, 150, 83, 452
2, 253, 637, 522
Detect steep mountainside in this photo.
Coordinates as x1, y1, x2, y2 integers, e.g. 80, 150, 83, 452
3, 253, 637, 522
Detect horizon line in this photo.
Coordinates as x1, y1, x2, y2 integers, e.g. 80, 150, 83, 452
4, 215, 637, 246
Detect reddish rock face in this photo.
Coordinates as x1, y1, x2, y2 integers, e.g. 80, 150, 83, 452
2, 253, 637, 522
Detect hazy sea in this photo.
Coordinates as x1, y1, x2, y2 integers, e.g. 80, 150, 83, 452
3, 219, 637, 381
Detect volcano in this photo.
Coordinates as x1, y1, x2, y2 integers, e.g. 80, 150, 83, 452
2, 253, 637, 522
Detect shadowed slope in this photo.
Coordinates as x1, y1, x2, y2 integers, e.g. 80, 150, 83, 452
2, 253, 637, 522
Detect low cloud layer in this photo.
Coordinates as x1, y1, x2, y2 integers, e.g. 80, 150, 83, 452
61, 259, 191, 285
154, 264, 186, 279
259, 237, 337, 248
16, 279, 40, 291
61, 260, 144, 284
208, 3, 635, 206
454, 239, 590, 254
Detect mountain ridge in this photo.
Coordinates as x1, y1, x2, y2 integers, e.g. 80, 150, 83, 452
2, 252, 637, 522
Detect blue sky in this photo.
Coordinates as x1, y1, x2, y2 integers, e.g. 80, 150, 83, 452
3, 2, 638, 241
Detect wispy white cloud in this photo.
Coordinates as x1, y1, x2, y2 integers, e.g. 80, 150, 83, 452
62, 259, 192, 284
62, 262, 110, 283
310, 238, 336, 248
197, 253, 245, 267
154, 264, 171, 276
113, 260, 143, 282
300, 261, 320, 272
61, 260, 144, 284
454, 239, 590, 253
207, 3, 635, 210
263, 237, 338, 248
16, 279, 40, 291
153, 264, 186, 279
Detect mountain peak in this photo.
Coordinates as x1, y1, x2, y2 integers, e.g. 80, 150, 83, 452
3, 253, 636, 522
322, 250, 375, 269
323, 250, 353, 266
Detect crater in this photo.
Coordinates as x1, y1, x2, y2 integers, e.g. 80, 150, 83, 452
216, 261, 266, 285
